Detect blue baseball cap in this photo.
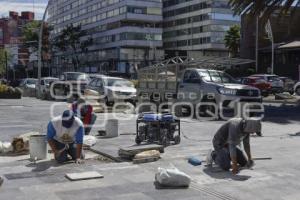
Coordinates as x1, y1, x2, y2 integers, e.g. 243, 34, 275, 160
62, 110, 75, 128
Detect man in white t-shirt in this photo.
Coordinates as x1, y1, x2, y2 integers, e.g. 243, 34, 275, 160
47, 110, 84, 164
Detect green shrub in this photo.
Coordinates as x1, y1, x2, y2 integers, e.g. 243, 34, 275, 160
0, 84, 22, 99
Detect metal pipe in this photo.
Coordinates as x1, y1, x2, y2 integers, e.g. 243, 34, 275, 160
5, 50, 8, 81
255, 15, 259, 72
37, 0, 51, 98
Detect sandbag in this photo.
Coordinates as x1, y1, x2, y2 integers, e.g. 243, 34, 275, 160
134, 150, 160, 159
83, 135, 97, 147
12, 132, 38, 152
155, 167, 191, 187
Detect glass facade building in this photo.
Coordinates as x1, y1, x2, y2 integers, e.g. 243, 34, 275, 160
48, 0, 164, 75
162, 0, 240, 57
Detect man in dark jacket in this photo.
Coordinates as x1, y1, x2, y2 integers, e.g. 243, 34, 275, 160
209, 118, 261, 174
72, 98, 97, 135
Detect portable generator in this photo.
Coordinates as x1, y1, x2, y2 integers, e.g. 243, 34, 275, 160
135, 113, 181, 146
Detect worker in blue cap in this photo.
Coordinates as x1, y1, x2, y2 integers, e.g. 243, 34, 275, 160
47, 110, 84, 164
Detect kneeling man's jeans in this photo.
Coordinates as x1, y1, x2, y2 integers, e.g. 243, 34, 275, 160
53, 140, 77, 163
214, 146, 247, 171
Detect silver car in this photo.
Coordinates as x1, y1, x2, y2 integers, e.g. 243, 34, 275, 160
85, 75, 136, 105
36, 77, 59, 99
177, 69, 262, 114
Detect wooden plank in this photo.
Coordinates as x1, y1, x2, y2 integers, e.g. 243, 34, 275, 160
65, 171, 104, 181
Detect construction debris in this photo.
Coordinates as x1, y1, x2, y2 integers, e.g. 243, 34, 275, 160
134, 150, 160, 159
133, 150, 160, 164
118, 144, 164, 160
12, 132, 38, 153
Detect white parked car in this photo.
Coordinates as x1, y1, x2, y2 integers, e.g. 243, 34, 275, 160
19, 78, 37, 97
84, 75, 136, 105
35, 77, 59, 99
250, 74, 284, 94
294, 82, 300, 96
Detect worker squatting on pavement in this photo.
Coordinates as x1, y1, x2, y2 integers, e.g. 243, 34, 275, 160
47, 110, 84, 164
71, 97, 97, 135
207, 118, 262, 175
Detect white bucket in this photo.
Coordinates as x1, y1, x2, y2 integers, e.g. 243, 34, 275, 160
105, 119, 119, 138
29, 135, 47, 161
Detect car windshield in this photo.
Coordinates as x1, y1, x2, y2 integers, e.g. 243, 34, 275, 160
66, 73, 89, 81
44, 79, 57, 84
267, 76, 281, 81
106, 78, 134, 87
197, 70, 236, 83
255, 78, 266, 83
27, 79, 37, 85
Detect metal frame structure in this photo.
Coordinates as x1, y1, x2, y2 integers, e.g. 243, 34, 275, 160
138, 56, 254, 73
138, 56, 255, 82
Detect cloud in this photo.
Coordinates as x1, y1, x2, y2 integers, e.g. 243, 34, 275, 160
0, 0, 47, 19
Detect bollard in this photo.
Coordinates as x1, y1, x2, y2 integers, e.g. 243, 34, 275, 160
105, 119, 119, 138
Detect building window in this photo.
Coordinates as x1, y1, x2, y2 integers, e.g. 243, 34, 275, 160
147, 7, 162, 15
79, 8, 87, 15
113, 8, 120, 16
209, 13, 240, 21
72, 1, 79, 8
127, 6, 146, 14
107, 10, 114, 18
120, 6, 126, 14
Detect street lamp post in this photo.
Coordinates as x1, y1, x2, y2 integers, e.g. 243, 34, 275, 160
255, 15, 259, 72
265, 19, 274, 74
37, 0, 52, 98
5, 50, 8, 81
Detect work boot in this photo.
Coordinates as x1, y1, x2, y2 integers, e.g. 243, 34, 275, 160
256, 132, 262, 137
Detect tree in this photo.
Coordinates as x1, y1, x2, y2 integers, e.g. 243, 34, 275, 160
0, 49, 10, 77
229, 0, 300, 19
23, 21, 51, 62
53, 24, 93, 71
224, 25, 240, 58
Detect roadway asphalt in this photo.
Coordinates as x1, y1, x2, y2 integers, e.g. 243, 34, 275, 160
0, 97, 299, 141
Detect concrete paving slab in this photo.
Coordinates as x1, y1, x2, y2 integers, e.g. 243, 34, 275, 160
65, 171, 104, 181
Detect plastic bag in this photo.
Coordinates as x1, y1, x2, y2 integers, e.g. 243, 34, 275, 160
188, 157, 202, 166
83, 135, 97, 147
0, 141, 13, 153
155, 167, 191, 187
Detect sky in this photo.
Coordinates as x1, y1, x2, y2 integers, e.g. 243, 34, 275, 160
0, 0, 48, 19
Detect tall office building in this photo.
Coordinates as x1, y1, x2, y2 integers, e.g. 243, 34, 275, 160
162, 0, 240, 58
48, 0, 163, 75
